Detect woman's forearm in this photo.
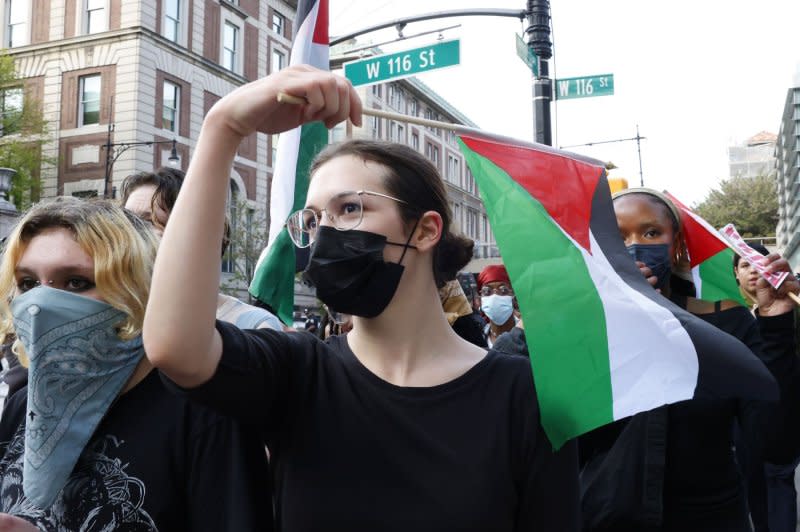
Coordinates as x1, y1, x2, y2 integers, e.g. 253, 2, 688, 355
144, 108, 241, 386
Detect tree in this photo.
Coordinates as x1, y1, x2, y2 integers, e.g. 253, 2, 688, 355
219, 197, 270, 298
693, 173, 778, 237
0, 52, 54, 210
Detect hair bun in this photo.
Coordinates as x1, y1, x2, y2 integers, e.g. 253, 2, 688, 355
434, 232, 474, 288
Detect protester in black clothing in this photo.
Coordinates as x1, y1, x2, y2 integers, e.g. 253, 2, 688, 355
575, 188, 800, 531
439, 278, 487, 347
733, 243, 800, 532
144, 65, 580, 532
0, 198, 270, 531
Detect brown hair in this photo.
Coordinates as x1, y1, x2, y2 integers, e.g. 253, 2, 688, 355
310, 140, 474, 287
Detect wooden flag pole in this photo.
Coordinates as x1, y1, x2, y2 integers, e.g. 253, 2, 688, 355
277, 91, 471, 133
789, 292, 800, 306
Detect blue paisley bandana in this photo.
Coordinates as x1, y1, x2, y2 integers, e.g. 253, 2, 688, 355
11, 286, 144, 509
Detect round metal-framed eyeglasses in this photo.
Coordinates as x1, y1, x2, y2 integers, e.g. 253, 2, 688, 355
286, 190, 409, 248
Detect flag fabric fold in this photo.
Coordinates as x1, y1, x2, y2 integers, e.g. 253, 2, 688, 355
663, 192, 747, 306
250, 0, 329, 324
458, 134, 776, 448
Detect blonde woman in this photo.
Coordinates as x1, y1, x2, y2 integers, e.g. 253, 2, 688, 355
0, 198, 269, 531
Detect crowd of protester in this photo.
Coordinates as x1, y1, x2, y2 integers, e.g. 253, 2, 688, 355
0, 65, 796, 532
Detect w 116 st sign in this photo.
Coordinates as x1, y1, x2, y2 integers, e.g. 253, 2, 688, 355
555, 74, 614, 100
343, 40, 460, 87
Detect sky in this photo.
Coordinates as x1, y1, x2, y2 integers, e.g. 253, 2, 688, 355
329, 0, 800, 206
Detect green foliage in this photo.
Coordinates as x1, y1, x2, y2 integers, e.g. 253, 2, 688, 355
220, 197, 269, 297
693, 173, 778, 237
0, 51, 54, 210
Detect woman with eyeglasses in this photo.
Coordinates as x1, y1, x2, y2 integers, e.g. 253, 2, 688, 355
477, 265, 519, 347
144, 65, 580, 531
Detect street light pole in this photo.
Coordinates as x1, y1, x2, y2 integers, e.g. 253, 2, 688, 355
527, 0, 552, 146
101, 122, 181, 199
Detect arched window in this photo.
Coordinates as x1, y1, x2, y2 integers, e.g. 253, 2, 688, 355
221, 179, 239, 273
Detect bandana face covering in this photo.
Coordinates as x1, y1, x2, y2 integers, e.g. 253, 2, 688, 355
11, 286, 144, 509
626, 243, 672, 290
302, 226, 417, 318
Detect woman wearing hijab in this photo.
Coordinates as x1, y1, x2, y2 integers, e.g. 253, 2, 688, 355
577, 188, 800, 531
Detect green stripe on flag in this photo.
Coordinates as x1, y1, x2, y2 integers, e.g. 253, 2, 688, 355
696, 248, 747, 306
250, 229, 297, 324
295, 122, 328, 212
250, 122, 328, 325
460, 140, 613, 447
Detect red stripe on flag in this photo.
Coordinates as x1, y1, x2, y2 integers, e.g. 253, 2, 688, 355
665, 192, 727, 266
312, 0, 328, 45
460, 134, 602, 251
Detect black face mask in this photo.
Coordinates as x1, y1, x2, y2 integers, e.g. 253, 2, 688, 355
626, 243, 672, 290
302, 225, 417, 318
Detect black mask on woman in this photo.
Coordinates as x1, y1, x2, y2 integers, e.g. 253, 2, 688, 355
626, 243, 672, 290
302, 225, 417, 318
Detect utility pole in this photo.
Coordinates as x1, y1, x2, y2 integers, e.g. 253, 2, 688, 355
526, 0, 552, 146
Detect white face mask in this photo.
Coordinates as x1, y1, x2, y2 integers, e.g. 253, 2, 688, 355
480, 294, 514, 325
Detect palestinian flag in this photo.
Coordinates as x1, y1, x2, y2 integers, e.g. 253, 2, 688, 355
664, 192, 747, 306
458, 134, 775, 448
250, 0, 329, 324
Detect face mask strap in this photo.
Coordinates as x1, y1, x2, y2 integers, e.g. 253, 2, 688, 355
387, 218, 420, 265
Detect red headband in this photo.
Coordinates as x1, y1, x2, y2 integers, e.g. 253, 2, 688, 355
477, 265, 510, 289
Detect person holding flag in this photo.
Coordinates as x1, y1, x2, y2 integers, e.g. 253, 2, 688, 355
579, 188, 800, 531
143, 66, 580, 531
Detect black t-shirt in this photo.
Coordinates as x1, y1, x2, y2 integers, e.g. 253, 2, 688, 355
164, 321, 580, 532
0, 370, 272, 531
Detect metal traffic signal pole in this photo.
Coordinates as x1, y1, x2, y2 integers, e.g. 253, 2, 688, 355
330, 7, 550, 144
526, 0, 552, 146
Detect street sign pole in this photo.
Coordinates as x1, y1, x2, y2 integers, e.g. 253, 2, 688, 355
527, 0, 552, 146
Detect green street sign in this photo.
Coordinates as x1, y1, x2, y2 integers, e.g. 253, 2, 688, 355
343, 40, 460, 87
515, 34, 538, 77
555, 74, 614, 100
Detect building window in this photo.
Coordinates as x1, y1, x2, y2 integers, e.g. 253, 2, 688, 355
163, 0, 180, 42
271, 49, 285, 74
465, 168, 475, 194
85, 0, 107, 34
6, 0, 28, 47
409, 98, 418, 116
371, 84, 382, 98
271, 11, 284, 36
466, 208, 478, 239
162, 80, 180, 133
270, 134, 279, 165
0, 87, 23, 136
411, 132, 419, 151
370, 115, 382, 139
78, 74, 101, 126
222, 180, 239, 274
425, 142, 439, 168
447, 154, 460, 185
222, 21, 239, 72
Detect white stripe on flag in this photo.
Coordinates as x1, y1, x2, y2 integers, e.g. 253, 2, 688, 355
586, 232, 699, 420
691, 265, 703, 297
256, 0, 328, 269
